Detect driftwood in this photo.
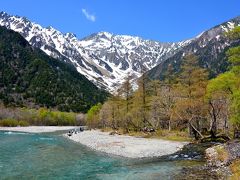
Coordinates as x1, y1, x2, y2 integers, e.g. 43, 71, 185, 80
201, 133, 231, 142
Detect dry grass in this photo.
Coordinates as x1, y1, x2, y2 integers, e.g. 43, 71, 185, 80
230, 160, 240, 180
150, 130, 191, 142
100, 128, 191, 142
215, 146, 229, 162
100, 127, 114, 132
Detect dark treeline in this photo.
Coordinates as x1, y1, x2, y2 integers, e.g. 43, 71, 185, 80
87, 27, 240, 140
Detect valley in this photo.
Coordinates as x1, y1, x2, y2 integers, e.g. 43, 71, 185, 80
0, 3, 240, 179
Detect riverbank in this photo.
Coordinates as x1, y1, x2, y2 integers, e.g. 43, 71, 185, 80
0, 126, 77, 133
205, 140, 240, 178
64, 130, 188, 158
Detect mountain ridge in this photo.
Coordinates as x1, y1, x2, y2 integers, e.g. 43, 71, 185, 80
1, 11, 240, 92
0, 11, 192, 92
0, 26, 108, 112
147, 16, 240, 80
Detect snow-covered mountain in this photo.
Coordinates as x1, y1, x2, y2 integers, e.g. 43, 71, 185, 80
147, 16, 240, 80
0, 11, 192, 92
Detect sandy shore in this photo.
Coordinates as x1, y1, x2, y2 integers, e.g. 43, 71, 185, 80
65, 130, 188, 158
0, 126, 77, 133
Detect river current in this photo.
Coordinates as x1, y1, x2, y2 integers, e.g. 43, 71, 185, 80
0, 131, 218, 179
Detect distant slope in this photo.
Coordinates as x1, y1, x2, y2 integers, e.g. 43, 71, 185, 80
0, 26, 108, 112
0, 12, 192, 92
147, 16, 240, 80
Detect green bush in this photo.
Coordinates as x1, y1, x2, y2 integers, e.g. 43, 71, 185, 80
86, 103, 102, 128
18, 120, 29, 127
0, 119, 18, 127
0, 106, 78, 126
36, 108, 77, 126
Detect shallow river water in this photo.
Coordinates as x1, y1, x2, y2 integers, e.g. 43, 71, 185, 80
0, 131, 220, 180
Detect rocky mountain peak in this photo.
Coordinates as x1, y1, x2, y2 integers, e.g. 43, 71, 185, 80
147, 16, 240, 80
6, 12, 237, 92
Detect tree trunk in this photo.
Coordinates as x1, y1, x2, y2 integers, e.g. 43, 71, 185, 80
209, 101, 217, 138
168, 119, 171, 131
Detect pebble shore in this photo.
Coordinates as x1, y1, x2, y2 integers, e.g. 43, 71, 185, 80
65, 130, 188, 158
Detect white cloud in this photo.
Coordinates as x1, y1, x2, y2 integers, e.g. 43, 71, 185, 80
82, 8, 96, 22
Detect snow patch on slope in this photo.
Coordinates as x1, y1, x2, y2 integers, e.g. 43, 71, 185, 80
0, 11, 194, 92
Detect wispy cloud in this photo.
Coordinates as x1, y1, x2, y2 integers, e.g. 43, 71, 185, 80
82, 8, 96, 22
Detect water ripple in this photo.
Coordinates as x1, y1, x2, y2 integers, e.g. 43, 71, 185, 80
4, 131, 31, 135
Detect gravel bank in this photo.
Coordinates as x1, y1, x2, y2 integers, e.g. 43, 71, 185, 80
0, 126, 77, 133
205, 140, 240, 177
65, 130, 188, 158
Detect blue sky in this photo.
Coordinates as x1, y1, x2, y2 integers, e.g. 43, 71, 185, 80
1, 0, 240, 42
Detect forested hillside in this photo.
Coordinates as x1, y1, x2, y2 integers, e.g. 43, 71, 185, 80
0, 26, 108, 112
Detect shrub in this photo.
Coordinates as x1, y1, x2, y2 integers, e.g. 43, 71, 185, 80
0, 119, 18, 127
0, 106, 78, 126
0, 119, 30, 127
18, 120, 29, 127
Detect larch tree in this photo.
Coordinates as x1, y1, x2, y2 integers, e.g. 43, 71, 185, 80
117, 73, 133, 114
162, 64, 177, 131
149, 79, 162, 129
149, 64, 177, 130
117, 73, 136, 132
133, 69, 153, 128
173, 54, 209, 139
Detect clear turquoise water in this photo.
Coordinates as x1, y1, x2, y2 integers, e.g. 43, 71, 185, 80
0, 131, 205, 180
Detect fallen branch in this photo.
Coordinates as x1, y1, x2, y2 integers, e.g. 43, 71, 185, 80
189, 120, 204, 139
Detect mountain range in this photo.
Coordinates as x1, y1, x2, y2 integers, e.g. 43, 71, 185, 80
0, 12, 240, 93
147, 17, 240, 80
0, 12, 192, 92
0, 26, 108, 112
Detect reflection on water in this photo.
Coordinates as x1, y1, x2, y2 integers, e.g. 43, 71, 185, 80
0, 131, 216, 180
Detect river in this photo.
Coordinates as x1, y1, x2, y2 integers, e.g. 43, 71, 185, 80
0, 131, 220, 179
